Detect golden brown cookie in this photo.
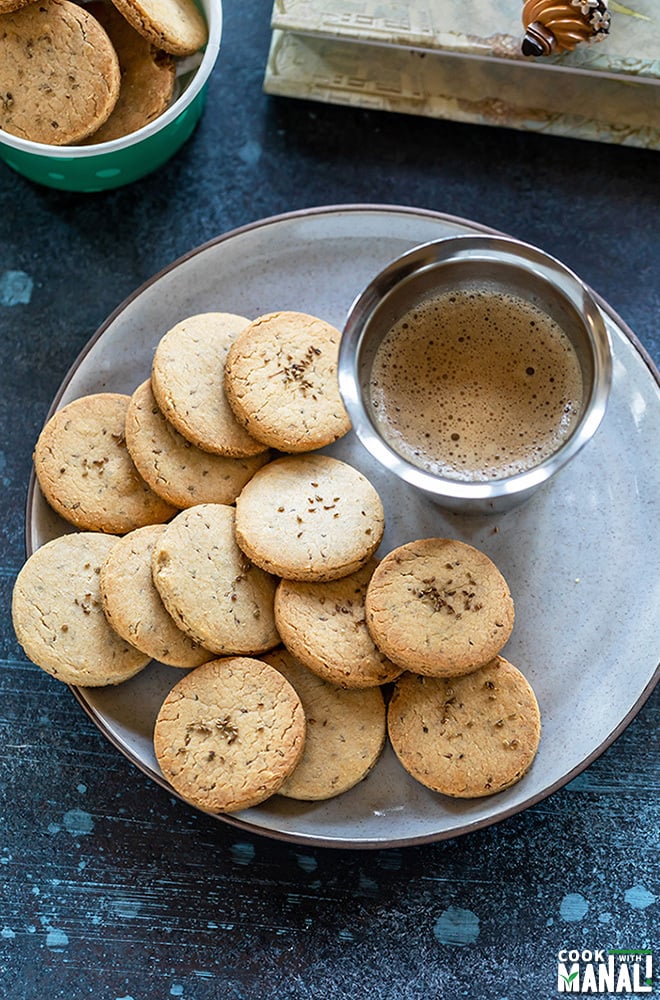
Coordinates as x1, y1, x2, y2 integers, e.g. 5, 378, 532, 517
99, 524, 213, 668
224, 311, 351, 452
151, 313, 268, 458
0, 0, 121, 145
365, 538, 514, 677
151, 503, 280, 656
11, 532, 151, 686
265, 647, 386, 801
33, 393, 177, 534
109, 0, 208, 57
235, 455, 385, 582
153, 657, 306, 813
387, 657, 541, 798
125, 380, 270, 508
83, 1, 176, 144
274, 560, 401, 688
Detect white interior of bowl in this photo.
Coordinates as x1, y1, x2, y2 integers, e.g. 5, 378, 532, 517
0, 0, 222, 157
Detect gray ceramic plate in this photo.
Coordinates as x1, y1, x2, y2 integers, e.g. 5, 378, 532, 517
27, 205, 660, 848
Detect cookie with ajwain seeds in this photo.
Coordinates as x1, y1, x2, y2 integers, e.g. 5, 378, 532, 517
125, 380, 270, 508
274, 560, 401, 688
109, 0, 208, 57
153, 656, 306, 813
151, 503, 280, 656
365, 538, 514, 677
0, 0, 121, 144
387, 657, 541, 798
265, 647, 386, 801
83, 1, 176, 144
33, 393, 177, 534
151, 313, 268, 458
235, 455, 385, 583
12, 532, 151, 686
99, 524, 213, 669
224, 311, 351, 452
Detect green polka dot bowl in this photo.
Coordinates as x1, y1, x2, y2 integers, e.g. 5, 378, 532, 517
0, 0, 221, 193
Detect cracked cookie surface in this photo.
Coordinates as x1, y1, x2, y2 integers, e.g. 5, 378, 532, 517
99, 523, 213, 669
12, 532, 151, 686
151, 313, 268, 458
265, 647, 386, 801
274, 560, 401, 688
224, 311, 351, 452
235, 455, 385, 582
151, 503, 280, 656
125, 379, 270, 508
83, 0, 176, 144
365, 538, 514, 677
33, 392, 177, 534
387, 657, 541, 798
0, 0, 121, 144
153, 656, 306, 813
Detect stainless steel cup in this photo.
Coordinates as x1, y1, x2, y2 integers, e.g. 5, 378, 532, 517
338, 234, 612, 514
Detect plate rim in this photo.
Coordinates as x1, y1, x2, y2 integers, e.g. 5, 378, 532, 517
23, 203, 660, 849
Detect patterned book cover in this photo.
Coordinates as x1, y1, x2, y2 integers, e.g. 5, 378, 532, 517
264, 29, 659, 149
270, 0, 660, 80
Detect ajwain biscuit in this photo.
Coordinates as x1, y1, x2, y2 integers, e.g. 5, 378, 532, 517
224, 311, 351, 452
83, 0, 176, 144
0, 0, 121, 144
387, 657, 541, 798
365, 538, 514, 677
151, 313, 268, 458
151, 503, 280, 656
99, 524, 213, 669
12, 532, 151, 686
235, 455, 385, 582
125, 379, 270, 508
265, 647, 386, 801
33, 393, 177, 534
109, 0, 208, 57
274, 560, 401, 688
153, 656, 306, 813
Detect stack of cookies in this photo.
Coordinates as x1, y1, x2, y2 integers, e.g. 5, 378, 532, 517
0, 0, 208, 145
13, 306, 541, 815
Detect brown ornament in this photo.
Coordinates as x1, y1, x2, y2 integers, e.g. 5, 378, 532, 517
521, 0, 611, 57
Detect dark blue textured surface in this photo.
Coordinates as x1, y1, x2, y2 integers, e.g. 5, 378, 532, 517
0, 2, 657, 997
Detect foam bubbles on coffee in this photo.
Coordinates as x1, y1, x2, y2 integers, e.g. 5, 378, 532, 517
369, 284, 584, 481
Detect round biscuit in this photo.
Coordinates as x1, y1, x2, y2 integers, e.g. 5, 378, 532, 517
365, 538, 514, 676
153, 657, 306, 813
151, 503, 280, 656
224, 311, 351, 452
151, 313, 268, 458
235, 455, 385, 582
99, 524, 213, 668
0, 0, 121, 144
125, 380, 270, 508
387, 657, 541, 797
12, 532, 151, 686
33, 393, 177, 534
265, 647, 386, 801
274, 560, 401, 688
108, 0, 208, 57
83, 1, 176, 144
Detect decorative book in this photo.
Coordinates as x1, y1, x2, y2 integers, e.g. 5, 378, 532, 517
264, 0, 659, 149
